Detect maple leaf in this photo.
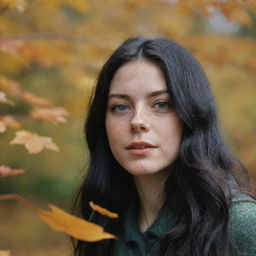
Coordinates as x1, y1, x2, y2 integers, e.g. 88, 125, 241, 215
0, 165, 25, 178
0, 251, 11, 256
0, 194, 116, 242
89, 201, 119, 219
10, 130, 59, 154
30, 107, 69, 124
0, 91, 14, 106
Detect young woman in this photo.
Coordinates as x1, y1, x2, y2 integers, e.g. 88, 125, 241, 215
72, 37, 256, 256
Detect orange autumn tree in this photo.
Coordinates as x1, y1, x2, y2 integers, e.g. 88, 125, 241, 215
0, 0, 256, 254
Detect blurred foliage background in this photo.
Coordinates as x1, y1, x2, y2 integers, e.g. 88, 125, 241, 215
0, 0, 255, 255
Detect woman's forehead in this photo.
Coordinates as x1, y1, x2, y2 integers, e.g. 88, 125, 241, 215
109, 59, 168, 95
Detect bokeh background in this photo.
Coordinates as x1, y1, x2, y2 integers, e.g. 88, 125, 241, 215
0, 0, 256, 255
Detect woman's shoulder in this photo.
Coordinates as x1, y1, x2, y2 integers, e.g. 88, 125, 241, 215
229, 193, 256, 255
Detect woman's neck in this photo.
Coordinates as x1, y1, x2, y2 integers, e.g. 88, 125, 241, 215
133, 169, 169, 232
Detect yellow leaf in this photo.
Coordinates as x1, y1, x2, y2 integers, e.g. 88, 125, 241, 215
0, 194, 116, 242
0, 165, 25, 178
89, 201, 119, 219
38, 204, 116, 242
10, 130, 59, 154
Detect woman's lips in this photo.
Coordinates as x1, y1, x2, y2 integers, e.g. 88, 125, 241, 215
127, 147, 155, 156
126, 141, 156, 156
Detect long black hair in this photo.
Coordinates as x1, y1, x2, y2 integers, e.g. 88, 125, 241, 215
72, 37, 252, 256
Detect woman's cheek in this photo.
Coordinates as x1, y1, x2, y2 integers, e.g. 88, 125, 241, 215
106, 120, 125, 144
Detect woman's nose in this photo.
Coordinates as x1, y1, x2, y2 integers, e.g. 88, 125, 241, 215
130, 109, 150, 133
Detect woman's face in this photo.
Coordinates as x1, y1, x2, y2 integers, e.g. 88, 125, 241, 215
105, 59, 182, 177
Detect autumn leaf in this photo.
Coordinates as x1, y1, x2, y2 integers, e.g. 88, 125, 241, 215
21, 91, 53, 107
0, 251, 11, 256
0, 91, 14, 106
89, 201, 119, 218
10, 130, 59, 154
30, 107, 69, 124
38, 204, 116, 242
0, 76, 22, 97
0, 115, 21, 133
0, 165, 25, 178
0, 194, 116, 242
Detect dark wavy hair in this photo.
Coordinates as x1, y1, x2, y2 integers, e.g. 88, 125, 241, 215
71, 37, 253, 256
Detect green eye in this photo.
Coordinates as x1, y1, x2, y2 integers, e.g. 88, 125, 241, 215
155, 102, 170, 109
112, 104, 129, 112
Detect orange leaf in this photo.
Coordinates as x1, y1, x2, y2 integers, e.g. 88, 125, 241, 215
38, 204, 116, 242
0, 115, 21, 133
0, 251, 11, 256
0, 91, 14, 106
89, 201, 119, 218
30, 107, 69, 124
0, 115, 21, 132
21, 91, 53, 107
0, 76, 22, 97
0, 194, 116, 242
10, 130, 59, 154
0, 165, 25, 178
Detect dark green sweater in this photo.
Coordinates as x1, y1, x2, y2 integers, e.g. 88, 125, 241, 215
112, 194, 256, 255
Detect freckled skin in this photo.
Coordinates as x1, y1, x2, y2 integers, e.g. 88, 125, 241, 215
105, 59, 182, 177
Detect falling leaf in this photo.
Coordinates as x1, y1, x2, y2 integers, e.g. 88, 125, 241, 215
38, 204, 116, 242
0, 165, 25, 178
30, 107, 69, 124
0, 91, 14, 106
0, 251, 11, 256
10, 130, 59, 154
89, 201, 119, 218
0, 194, 116, 242
21, 91, 53, 107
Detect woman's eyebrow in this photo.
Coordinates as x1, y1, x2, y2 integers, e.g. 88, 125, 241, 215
108, 90, 169, 100
108, 93, 129, 100
149, 90, 169, 97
